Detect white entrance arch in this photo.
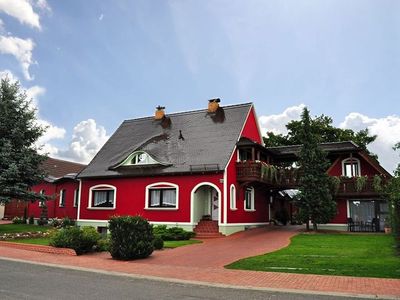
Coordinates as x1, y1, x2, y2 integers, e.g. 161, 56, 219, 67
190, 182, 222, 226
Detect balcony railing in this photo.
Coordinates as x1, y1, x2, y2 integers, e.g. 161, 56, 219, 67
236, 161, 300, 189
337, 177, 388, 196
237, 161, 388, 196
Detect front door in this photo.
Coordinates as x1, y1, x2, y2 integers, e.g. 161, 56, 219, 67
211, 188, 219, 221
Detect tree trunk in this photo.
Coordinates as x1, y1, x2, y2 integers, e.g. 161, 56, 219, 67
313, 222, 318, 231
305, 220, 310, 231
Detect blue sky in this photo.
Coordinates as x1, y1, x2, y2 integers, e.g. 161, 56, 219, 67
0, 0, 399, 171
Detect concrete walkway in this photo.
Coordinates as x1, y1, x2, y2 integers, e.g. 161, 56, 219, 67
0, 226, 399, 299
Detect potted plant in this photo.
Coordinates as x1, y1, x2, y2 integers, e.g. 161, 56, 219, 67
384, 218, 392, 234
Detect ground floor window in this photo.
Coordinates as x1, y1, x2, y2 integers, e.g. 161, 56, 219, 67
59, 189, 66, 207
348, 200, 388, 231
89, 185, 116, 209
244, 187, 255, 211
149, 188, 177, 208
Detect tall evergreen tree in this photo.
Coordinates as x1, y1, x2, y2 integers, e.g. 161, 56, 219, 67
295, 108, 336, 231
0, 77, 47, 204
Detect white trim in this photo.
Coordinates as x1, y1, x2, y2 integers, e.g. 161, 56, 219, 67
230, 184, 237, 210
346, 200, 350, 218
88, 184, 117, 209
77, 219, 195, 225
59, 189, 66, 207
145, 182, 179, 210
77, 179, 82, 221
319, 223, 348, 226
342, 157, 361, 177
244, 186, 255, 211
190, 182, 222, 225
251, 106, 265, 146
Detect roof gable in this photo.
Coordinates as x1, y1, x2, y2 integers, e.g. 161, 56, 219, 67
79, 103, 252, 178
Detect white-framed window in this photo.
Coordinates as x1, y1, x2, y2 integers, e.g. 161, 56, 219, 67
230, 184, 237, 210
59, 189, 66, 207
39, 189, 45, 207
88, 185, 116, 209
73, 188, 79, 207
244, 187, 255, 211
145, 182, 179, 210
342, 157, 361, 177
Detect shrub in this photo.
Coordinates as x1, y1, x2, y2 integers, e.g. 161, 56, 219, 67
28, 215, 35, 225
153, 236, 164, 250
50, 226, 101, 255
12, 217, 25, 224
49, 218, 61, 227
108, 216, 154, 260
37, 218, 48, 226
96, 238, 110, 252
153, 225, 195, 241
60, 217, 75, 228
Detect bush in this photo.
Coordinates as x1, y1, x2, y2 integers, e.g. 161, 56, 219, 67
60, 217, 75, 228
108, 216, 154, 260
96, 238, 110, 252
49, 218, 61, 227
153, 225, 195, 241
37, 218, 48, 226
28, 215, 34, 225
50, 226, 101, 255
153, 236, 164, 250
12, 217, 25, 224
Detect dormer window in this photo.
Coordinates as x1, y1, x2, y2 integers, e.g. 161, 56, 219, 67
342, 157, 361, 177
116, 151, 163, 167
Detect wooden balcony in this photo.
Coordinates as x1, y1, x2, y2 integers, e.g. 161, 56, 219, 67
336, 177, 387, 197
236, 161, 300, 189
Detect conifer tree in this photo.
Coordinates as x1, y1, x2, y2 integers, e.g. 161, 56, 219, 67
0, 77, 47, 204
295, 108, 336, 231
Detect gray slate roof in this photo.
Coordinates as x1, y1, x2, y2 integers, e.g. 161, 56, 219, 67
265, 141, 360, 156
78, 103, 252, 178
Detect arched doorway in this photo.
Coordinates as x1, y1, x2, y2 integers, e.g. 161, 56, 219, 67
191, 182, 221, 225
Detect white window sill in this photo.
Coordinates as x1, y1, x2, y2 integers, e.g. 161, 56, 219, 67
145, 207, 178, 211
230, 208, 238, 211
244, 209, 256, 212
87, 207, 116, 210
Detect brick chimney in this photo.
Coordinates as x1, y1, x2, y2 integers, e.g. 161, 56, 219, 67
155, 106, 165, 120
208, 98, 220, 113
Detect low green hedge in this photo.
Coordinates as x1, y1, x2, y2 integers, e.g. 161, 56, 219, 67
153, 225, 195, 241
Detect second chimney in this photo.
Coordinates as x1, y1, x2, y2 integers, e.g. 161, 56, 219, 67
155, 105, 165, 120
208, 98, 221, 113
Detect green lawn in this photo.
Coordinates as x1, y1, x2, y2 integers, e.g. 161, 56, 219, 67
163, 239, 202, 248
226, 233, 400, 279
0, 224, 49, 234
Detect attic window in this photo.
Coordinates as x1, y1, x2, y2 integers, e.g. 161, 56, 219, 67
124, 151, 159, 166
342, 157, 361, 177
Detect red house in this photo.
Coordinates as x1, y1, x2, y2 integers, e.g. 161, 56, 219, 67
4, 158, 86, 221
75, 100, 391, 235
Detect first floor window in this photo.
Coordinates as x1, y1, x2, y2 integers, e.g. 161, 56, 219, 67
149, 188, 176, 208
343, 157, 360, 177
230, 185, 236, 209
244, 187, 255, 210
73, 188, 79, 207
39, 189, 45, 207
92, 189, 115, 208
59, 189, 66, 207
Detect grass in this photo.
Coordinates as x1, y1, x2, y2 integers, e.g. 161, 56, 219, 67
163, 239, 202, 248
0, 224, 49, 234
7, 237, 202, 249
226, 233, 400, 279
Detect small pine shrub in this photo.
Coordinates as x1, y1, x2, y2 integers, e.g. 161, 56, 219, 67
50, 226, 101, 255
28, 215, 35, 225
108, 216, 154, 260
153, 225, 195, 241
49, 218, 61, 227
153, 236, 164, 250
96, 238, 110, 252
37, 218, 48, 226
12, 217, 25, 224
60, 217, 75, 227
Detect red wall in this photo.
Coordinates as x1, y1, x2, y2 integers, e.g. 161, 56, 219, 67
225, 105, 270, 224
330, 198, 348, 224
79, 173, 224, 222
28, 180, 78, 220
328, 154, 380, 177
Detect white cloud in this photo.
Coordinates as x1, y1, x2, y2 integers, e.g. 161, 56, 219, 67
26, 84, 45, 109
0, 35, 35, 80
59, 119, 109, 164
259, 104, 305, 135
340, 113, 400, 173
99, 14, 104, 21
35, 0, 51, 14
0, 0, 41, 29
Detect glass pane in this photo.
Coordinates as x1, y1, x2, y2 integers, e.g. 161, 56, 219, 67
93, 190, 108, 207
349, 200, 375, 222
150, 190, 161, 206
162, 189, 176, 206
